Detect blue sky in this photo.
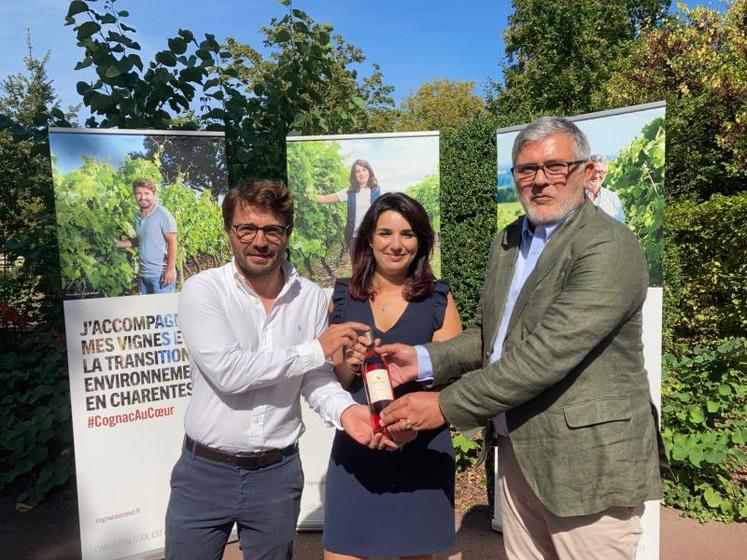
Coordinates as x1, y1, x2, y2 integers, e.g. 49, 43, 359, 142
50, 130, 146, 175
0, 0, 729, 114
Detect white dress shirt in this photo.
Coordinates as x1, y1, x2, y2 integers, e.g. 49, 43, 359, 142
178, 258, 355, 452
587, 187, 625, 223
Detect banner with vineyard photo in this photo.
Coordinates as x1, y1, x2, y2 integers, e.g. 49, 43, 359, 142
496, 102, 665, 286
48, 128, 227, 560
286, 131, 440, 289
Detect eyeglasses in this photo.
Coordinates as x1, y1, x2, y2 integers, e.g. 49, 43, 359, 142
231, 223, 289, 243
511, 160, 586, 183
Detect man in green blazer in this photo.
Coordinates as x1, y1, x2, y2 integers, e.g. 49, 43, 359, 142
379, 117, 663, 559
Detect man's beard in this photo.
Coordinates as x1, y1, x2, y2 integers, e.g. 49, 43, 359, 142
521, 192, 582, 226
587, 179, 603, 194
235, 248, 283, 280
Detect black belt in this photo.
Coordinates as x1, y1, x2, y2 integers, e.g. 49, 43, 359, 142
184, 435, 297, 470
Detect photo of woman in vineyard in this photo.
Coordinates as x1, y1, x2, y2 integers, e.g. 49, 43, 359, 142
49, 130, 229, 299
286, 133, 440, 289
315, 159, 381, 259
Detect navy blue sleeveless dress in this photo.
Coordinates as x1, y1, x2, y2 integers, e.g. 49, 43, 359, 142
323, 278, 456, 557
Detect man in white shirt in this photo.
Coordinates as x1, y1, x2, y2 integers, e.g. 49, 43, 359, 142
165, 179, 378, 560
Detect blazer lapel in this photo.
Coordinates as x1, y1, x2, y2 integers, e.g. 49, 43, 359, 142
505, 202, 590, 337
483, 220, 522, 356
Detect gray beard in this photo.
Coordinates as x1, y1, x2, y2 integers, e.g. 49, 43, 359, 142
522, 196, 582, 226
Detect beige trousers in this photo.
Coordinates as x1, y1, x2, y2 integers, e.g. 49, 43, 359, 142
498, 436, 644, 560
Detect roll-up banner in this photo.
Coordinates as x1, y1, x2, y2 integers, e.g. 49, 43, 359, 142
493, 101, 666, 560
286, 131, 441, 527
49, 128, 228, 560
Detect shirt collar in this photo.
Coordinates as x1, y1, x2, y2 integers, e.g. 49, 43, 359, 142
522, 203, 580, 243
521, 216, 560, 243
230, 258, 298, 299
138, 202, 160, 219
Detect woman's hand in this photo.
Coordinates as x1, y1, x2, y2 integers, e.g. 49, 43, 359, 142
367, 429, 401, 451
343, 338, 367, 375
342, 335, 380, 376
333, 333, 372, 388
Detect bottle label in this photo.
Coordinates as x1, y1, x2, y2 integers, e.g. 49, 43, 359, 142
366, 369, 393, 402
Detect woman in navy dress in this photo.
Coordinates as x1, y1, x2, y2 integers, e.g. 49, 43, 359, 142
324, 193, 463, 560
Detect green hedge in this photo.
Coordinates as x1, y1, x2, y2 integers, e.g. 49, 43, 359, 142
441, 115, 499, 326
440, 115, 499, 478
665, 192, 747, 344
661, 192, 747, 521
0, 331, 72, 507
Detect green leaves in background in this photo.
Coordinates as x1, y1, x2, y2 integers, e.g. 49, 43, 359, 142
666, 192, 747, 345
606, 117, 665, 286
63, 0, 393, 181
662, 338, 747, 521
0, 334, 72, 507
286, 140, 349, 284
451, 430, 481, 472
440, 115, 499, 327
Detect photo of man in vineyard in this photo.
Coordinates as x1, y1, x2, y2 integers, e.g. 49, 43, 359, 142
50, 130, 229, 299
584, 154, 625, 223
116, 178, 178, 294
496, 106, 664, 286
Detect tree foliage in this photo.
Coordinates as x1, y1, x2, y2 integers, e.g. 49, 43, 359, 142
489, 0, 634, 124
596, 0, 747, 200
625, 0, 671, 32
0, 40, 74, 328
0, 44, 75, 507
0, 35, 79, 126
65, 0, 394, 181
129, 135, 228, 196
394, 79, 487, 132
665, 192, 747, 345
488, 0, 672, 125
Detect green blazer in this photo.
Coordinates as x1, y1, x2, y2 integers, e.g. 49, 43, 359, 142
428, 200, 663, 517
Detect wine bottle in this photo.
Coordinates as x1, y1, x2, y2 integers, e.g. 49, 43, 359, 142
360, 328, 394, 434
